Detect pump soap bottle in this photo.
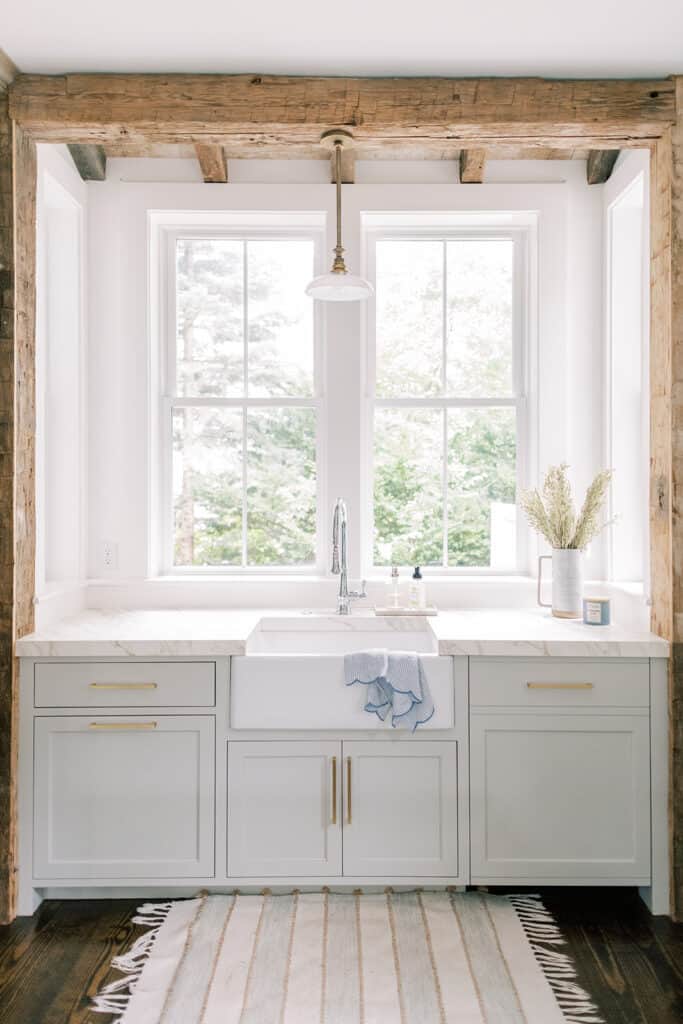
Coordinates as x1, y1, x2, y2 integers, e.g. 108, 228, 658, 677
409, 566, 426, 610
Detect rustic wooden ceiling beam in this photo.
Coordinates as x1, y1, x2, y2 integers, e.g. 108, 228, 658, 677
586, 148, 620, 184
8, 74, 675, 146
194, 143, 227, 182
66, 143, 106, 180
459, 148, 486, 182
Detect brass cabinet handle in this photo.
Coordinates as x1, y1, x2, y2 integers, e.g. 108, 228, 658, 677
89, 721, 158, 730
330, 756, 337, 826
89, 682, 158, 690
526, 682, 594, 690
346, 757, 352, 825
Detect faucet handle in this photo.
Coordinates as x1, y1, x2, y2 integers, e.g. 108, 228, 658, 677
349, 579, 367, 600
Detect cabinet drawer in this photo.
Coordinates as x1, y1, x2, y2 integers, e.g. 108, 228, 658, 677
34, 661, 216, 707
470, 659, 649, 708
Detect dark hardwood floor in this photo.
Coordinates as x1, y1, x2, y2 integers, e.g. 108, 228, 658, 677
0, 889, 681, 1023
538, 888, 683, 1024
0, 899, 142, 1024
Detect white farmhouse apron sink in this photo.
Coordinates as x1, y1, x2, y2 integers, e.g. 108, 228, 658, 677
244, 614, 438, 655
233, 615, 452, 730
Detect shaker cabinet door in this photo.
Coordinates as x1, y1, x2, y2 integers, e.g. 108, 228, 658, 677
341, 741, 459, 877
34, 716, 215, 880
227, 741, 342, 877
470, 712, 651, 881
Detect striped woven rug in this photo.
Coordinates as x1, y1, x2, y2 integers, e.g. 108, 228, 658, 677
93, 890, 604, 1024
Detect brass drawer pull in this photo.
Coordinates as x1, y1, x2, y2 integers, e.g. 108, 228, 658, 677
526, 682, 594, 690
89, 721, 158, 730
331, 756, 337, 826
346, 756, 352, 825
89, 682, 158, 690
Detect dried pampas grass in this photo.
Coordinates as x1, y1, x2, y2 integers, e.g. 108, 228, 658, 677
519, 464, 614, 550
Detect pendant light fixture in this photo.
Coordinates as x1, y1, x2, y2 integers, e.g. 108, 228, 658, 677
305, 130, 374, 302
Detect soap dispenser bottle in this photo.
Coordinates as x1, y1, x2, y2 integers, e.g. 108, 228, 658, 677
389, 566, 401, 608
409, 566, 426, 610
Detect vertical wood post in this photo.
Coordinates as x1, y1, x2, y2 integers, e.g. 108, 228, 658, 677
0, 89, 16, 925
670, 77, 683, 920
650, 131, 673, 646
0, 95, 36, 924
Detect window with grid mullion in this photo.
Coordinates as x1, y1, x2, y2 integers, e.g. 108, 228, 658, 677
372, 234, 518, 570
170, 234, 318, 569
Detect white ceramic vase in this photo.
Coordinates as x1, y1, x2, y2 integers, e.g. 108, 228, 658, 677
537, 548, 583, 619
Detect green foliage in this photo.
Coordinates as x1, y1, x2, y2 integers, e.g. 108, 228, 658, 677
173, 239, 316, 567
374, 407, 516, 567
373, 239, 517, 569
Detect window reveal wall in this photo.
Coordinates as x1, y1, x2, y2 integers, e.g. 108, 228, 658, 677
34, 145, 87, 622
603, 151, 651, 589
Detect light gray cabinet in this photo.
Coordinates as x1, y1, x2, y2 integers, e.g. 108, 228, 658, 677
19, 651, 667, 915
469, 657, 652, 883
228, 741, 343, 877
342, 741, 459, 877
34, 715, 215, 879
227, 740, 459, 879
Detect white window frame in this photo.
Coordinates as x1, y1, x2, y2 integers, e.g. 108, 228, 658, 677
157, 221, 326, 575
362, 219, 532, 575
147, 194, 546, 584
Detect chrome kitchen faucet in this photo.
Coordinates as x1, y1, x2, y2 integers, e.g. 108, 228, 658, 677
331, 498, 366, 615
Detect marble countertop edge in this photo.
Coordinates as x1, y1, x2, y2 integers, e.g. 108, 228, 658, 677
13, 607, 670, 659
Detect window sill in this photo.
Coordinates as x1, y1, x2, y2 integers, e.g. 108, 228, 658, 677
88, 573, 536, 586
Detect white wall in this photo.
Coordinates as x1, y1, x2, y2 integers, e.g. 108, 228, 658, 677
603, 150, 650, 594
34, 145, 88, 627
565, 164, 605, 581
79, 155, 610, 609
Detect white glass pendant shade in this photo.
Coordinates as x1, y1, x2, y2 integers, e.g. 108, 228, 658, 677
306, 130, 374, 303
305, 271, 374, 302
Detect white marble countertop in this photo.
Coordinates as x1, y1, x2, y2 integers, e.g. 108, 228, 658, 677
429, 609, 669, 657
15, 607, 669, 658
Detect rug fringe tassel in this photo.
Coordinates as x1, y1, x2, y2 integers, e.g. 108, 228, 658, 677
508, 895, 606, 1024
91, 901, 174, 1019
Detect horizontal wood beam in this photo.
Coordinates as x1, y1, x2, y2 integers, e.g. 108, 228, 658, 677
8, 74, 675, 148
194, 143, 227, 182
67, 143, 106, 180
586, 148, 620, 183
459, 148, 486, 182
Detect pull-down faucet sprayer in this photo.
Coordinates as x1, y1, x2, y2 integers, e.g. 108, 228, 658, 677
331, 498, 366, 615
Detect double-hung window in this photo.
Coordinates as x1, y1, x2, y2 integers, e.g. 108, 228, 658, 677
367, 226, 527, 572
159, 211, 530, 577
165, 229, 321, 570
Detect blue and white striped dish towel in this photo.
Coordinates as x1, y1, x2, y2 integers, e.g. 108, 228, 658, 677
344, 649, 434, 730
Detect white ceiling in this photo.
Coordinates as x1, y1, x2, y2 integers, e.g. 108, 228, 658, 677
4, 0, 683, 78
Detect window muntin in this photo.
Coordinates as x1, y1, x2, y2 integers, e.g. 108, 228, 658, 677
167, 233, 319, 570
370, 232, 523, 572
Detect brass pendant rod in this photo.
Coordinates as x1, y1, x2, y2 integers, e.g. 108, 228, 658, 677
332, 141, 346, 273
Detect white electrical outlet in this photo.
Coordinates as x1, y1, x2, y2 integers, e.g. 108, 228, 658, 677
102, 540, 118, 571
